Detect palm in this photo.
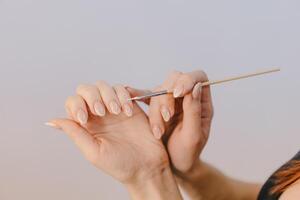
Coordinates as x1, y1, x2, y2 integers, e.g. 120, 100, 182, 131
82, 103, 168, 183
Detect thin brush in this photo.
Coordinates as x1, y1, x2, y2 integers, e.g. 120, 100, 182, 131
128, 67, 281, 101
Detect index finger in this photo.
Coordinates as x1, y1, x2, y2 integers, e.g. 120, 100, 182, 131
172, 70, 209, 97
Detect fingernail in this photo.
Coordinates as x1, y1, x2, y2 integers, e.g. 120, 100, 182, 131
124, 104, 133, 117
192, 83, 202, 99
77, 109, 88, 124
45, 122, 61, 130
161, 106, 171, 122
94, 101, 106, 116
109, 101, 121, 115
173, 85, 184, 98
152, 126, 163, 139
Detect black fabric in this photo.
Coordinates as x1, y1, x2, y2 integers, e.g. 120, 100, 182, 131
257, 151, 300, 200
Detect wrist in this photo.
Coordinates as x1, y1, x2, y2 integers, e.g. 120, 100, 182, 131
126, 165, 183, 200
175, 159, 204, 180
175, 159, 207, 199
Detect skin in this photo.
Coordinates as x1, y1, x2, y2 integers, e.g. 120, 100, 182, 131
47, 70, 299, 200
128, 70, 214, 173
140, 70, 299, 200
128, 70, 262, 200
47, 82, 182, 200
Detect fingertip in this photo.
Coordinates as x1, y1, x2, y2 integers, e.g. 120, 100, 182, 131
160, 106, 171, 122
77, 109, 88, 124
94, 101, 106, 117
192, 82, 202, 99
109, 101, 121, 115
173, 85, 184, 98
152, 125, 163, 140
45, 121, 61, 130
123, 103, 133, 117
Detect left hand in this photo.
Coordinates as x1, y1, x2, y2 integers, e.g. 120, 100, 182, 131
47, 82, 169, 184
47, 81, 183, 200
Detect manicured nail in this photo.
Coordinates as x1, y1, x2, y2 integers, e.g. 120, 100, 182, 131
192, 83, 202, 99
152, 126, 163, 139
161, 106, 171, 122
109, 101, 121, 115
77, 109, 88, 124
123, 104, 133, 117
94, 101, 106, 116
173, 85, 184, 98
45, 122, 61, 130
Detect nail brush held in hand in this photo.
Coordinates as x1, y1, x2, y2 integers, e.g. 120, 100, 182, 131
128, 67, 281, 101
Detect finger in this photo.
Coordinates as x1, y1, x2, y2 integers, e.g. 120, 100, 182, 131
125, 87, 152, 105
149, 97, 165, 140
180, 85, 212, 162
65, 95, 88, 125
96, 81, 121, 115
47, 119, 99, 163
175, 92, 204, 166
148, 71, 181, 139
172, 70, 209, 98
76, 84, 106, 117
182, 89, 203, 142
193, 82, 214, 120
114, 84, 134, 117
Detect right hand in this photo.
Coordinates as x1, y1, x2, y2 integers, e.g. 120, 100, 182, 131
128, 70, 214, 175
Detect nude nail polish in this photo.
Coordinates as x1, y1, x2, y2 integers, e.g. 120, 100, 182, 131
152, 126, 163, 139
94, 102, 106, 116
192, 83, 202, 99
161, 107, 171, 122
77, 109, 88, 124
124, 104, 133, 117
110, 101, 121, 115
45, 122, 61, 129
173, 85, 184, 98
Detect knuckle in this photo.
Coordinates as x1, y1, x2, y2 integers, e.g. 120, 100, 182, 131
180, 73, 195, 84
65, 95, 75, 107
95, 80, 108, 87
195, 70, 209, 81
76, 84, 89, 93
169, 70, 182, 78
77, 86, 98, 99
114, 83, 124, 89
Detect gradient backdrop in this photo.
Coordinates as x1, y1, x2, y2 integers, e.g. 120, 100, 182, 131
0, 0, 299, 199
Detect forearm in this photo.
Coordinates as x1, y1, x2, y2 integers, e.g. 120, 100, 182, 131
126, 166, 183, 200
176, 160, 261, 200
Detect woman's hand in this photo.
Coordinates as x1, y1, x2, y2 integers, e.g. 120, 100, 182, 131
46, 81, 182, 200
128, 70, 213, 174
129, 72, 261, 200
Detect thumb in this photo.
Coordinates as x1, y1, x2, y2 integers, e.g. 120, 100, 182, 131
46, 119, 98, 160
181, 85, 204, 145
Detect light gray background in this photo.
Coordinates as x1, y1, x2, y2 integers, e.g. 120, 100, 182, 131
0, 0, 299, 199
